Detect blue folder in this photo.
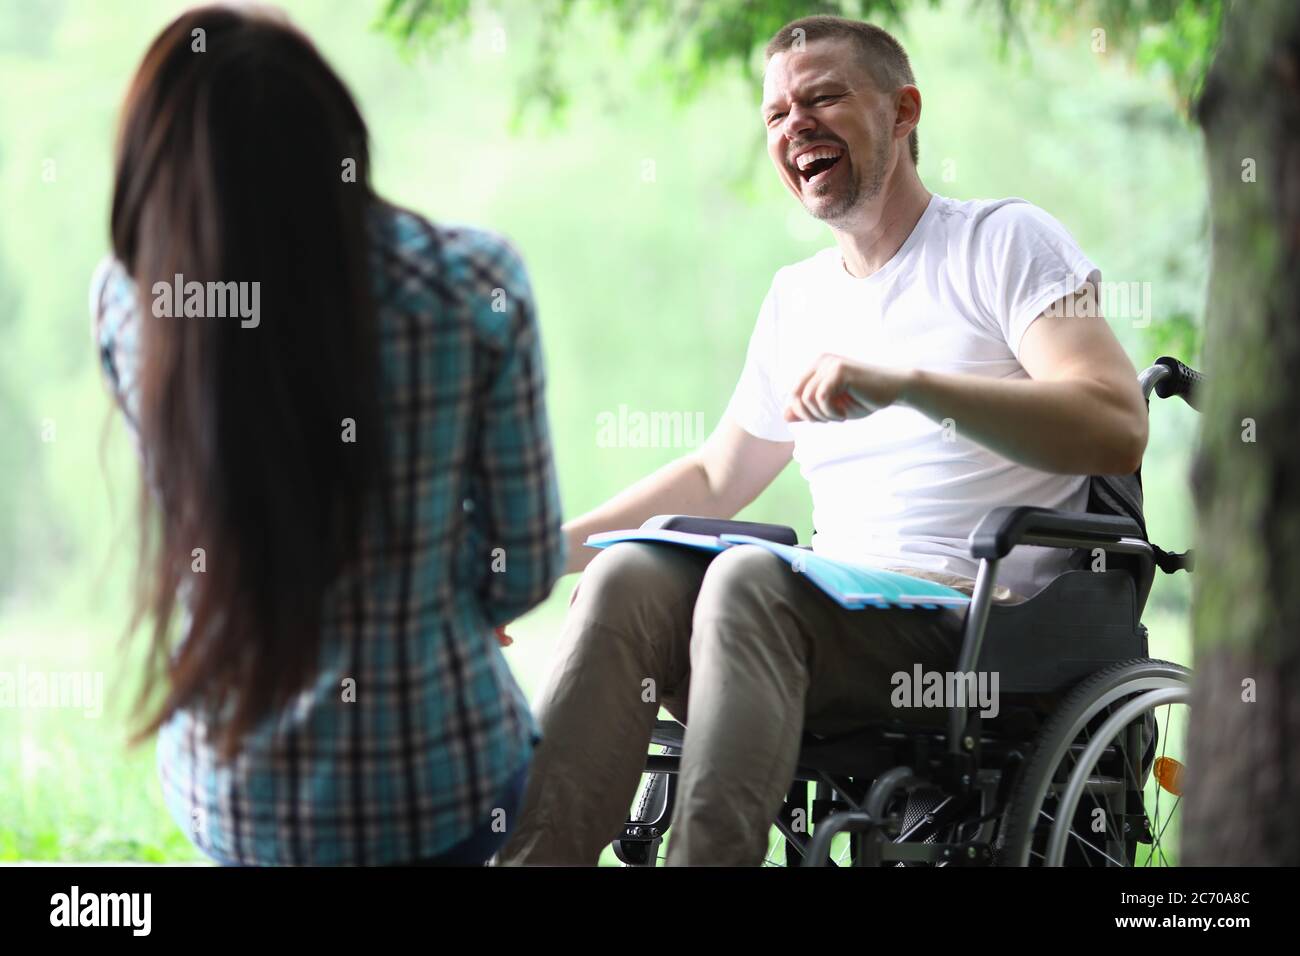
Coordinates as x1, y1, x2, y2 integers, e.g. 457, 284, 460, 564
584, 529, 970, 610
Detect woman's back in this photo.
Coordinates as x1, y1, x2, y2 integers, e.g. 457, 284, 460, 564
94, 5, 563, 865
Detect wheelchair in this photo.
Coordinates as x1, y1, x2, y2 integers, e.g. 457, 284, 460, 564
611, 356, 1202, 867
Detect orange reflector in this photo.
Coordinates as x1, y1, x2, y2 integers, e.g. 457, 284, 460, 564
1154, 756, 1184, 796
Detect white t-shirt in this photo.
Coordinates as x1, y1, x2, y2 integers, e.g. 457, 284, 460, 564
726, 194, 1096, 599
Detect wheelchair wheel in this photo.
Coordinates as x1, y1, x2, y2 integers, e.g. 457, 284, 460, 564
997, 658, 1191, 867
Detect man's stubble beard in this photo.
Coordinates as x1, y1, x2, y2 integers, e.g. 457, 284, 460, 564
807, 133, 890, 225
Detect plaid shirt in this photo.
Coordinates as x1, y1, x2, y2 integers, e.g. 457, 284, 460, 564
92, 202, 565, 864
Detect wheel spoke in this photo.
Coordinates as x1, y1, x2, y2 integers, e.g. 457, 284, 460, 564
1139, 704, 1182, 867
1035, 806, 1127, 867
836, 841, 853, 866
1057, 718, 1128, 861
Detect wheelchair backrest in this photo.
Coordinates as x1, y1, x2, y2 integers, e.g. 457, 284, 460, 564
1070, 434, 1155, 615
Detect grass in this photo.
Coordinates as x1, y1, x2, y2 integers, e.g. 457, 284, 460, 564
0, 607, 203, 862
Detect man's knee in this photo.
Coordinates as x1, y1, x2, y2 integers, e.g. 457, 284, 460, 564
691, 545, 809, 661
559, 542, 701, 685
693, 544, 792, 622
572, 542, 684, 621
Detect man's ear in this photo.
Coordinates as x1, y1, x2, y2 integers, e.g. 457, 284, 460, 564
895, 84, 921, 146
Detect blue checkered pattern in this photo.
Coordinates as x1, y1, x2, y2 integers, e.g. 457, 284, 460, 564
92, 202, 565, 864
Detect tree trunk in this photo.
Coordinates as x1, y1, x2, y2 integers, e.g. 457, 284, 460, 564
1182, 0, 1300, 865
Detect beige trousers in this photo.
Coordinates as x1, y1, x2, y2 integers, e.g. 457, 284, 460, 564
497, 542, 987, 866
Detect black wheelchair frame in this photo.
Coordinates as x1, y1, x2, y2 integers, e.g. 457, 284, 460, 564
612, 357, 1203, 867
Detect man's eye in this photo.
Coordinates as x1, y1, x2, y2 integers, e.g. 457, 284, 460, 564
766, 112, 786, 125
813, 95, 838, 105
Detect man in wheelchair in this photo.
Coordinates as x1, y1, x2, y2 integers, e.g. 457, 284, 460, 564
498, 15, 1165, 866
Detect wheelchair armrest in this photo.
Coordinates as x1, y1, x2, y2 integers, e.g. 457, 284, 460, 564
640, 514, 799, 546
968, 506, 1143, 560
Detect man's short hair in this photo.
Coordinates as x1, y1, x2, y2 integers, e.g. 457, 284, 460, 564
764, 16, 920, 166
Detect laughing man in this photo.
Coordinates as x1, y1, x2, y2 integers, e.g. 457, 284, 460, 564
498, 15, 1147, 866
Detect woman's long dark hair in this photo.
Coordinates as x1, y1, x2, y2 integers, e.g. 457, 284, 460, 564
111, 5, 388, 761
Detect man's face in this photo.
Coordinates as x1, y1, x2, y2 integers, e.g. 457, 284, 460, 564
762, 38, 895, 224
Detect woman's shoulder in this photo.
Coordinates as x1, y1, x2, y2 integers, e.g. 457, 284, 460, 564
370, 201, 535, 345
372, 202, 530, 298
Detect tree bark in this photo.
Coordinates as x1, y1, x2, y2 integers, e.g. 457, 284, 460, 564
1182, 0, 1300, 865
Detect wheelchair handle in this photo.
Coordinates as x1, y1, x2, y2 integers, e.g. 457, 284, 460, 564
1150, 355, 1205, 411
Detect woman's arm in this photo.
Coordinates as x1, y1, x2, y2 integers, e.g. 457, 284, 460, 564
473, 251, 566, 629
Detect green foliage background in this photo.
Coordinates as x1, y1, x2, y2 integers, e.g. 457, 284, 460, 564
0, 0, 1207, 861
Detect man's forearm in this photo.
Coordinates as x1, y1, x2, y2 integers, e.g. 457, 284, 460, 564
560, 454, 735, 575
899, 368, 1147, 476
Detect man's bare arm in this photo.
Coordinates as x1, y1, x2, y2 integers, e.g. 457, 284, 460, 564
783, 292, 1148, 476
559, 417, 794, 574
902, 307, 1147, 475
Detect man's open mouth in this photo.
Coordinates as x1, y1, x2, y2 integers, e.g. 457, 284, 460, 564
794, 146, 845, 185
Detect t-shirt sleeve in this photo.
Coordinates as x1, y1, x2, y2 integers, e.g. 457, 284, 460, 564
723, 281, 795, 443
971, 201, 1101, 359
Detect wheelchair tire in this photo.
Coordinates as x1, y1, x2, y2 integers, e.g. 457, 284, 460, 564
996, 658, 1191, 867
613, 747, 678, 866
